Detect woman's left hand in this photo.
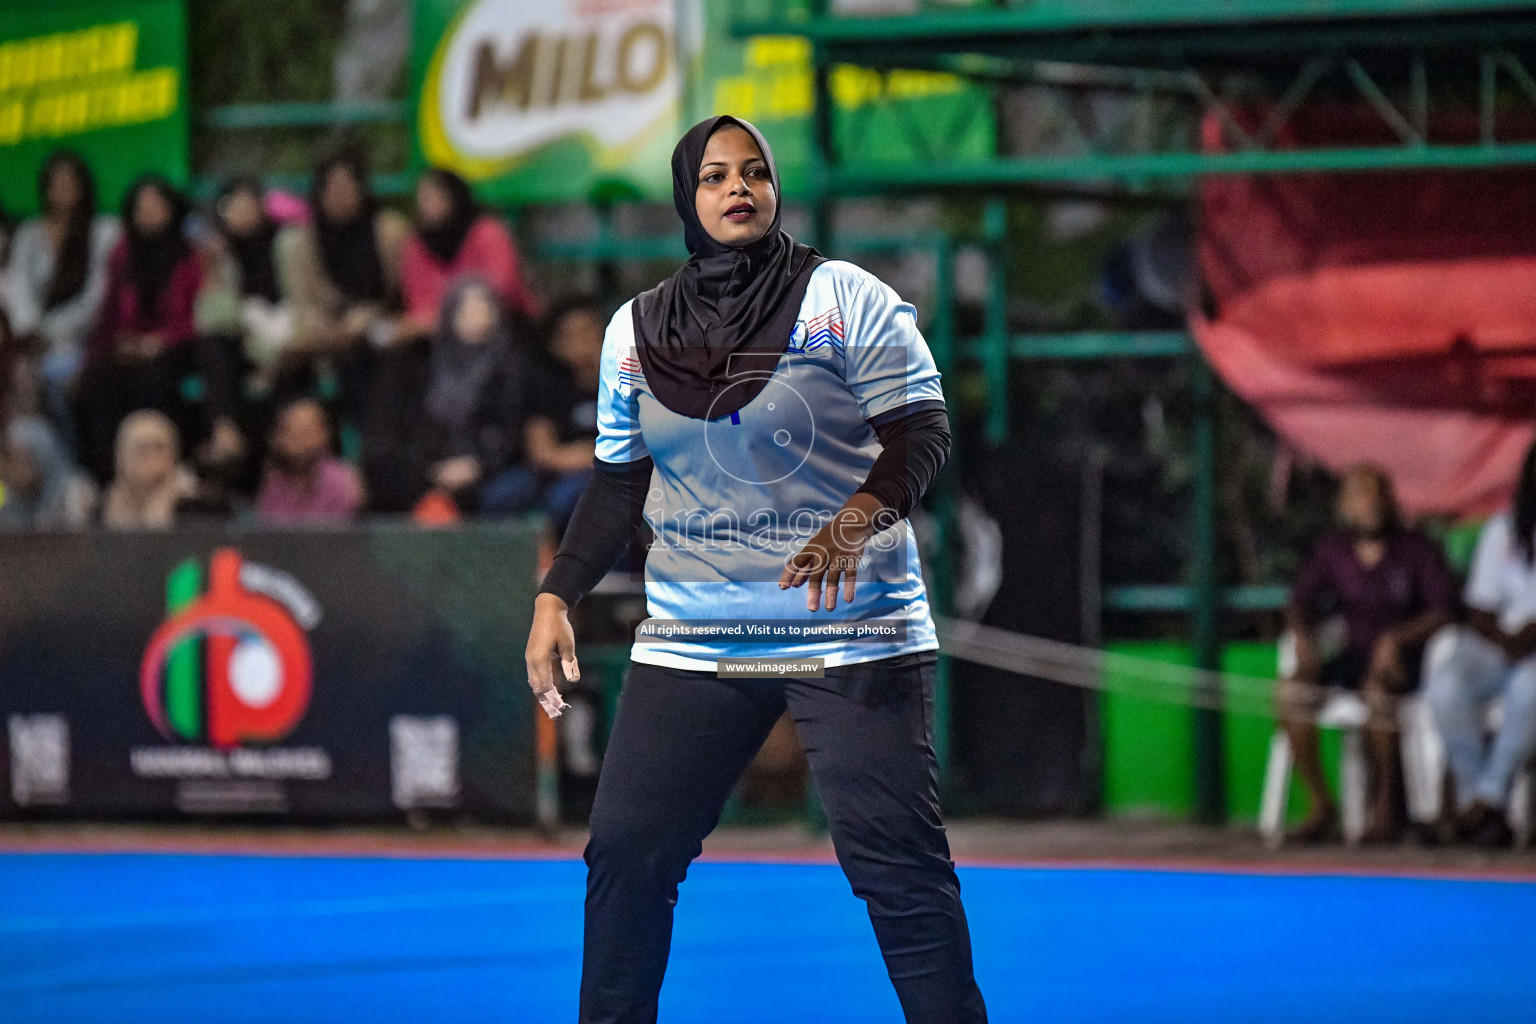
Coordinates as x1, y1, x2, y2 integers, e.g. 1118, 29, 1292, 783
780, 492, 886, 612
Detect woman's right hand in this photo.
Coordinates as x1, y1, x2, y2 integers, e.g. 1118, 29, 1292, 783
526, 592, 579, 716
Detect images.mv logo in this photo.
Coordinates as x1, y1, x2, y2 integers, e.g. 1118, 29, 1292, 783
140, 548, 316, 749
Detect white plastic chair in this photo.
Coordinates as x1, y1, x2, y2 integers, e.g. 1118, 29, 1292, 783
1260, 628, 1534, 849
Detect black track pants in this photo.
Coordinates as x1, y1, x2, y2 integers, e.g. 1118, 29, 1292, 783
578, 652, 988, 1024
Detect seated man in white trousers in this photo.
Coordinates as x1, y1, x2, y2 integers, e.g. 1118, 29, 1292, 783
1425, 488, 1536, 847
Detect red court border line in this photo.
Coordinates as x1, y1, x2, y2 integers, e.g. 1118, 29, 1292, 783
2, 833, 1535, 884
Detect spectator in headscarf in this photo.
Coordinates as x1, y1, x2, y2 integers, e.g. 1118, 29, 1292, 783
206, 175, 297, 387
256, 397, 364, 525
285, 152, 408, 360
0, 416, 96, 530
101, 410, 198, 530
3, 151, 121, 442
414, 277, 530, 513
395, 168, 539, 343
76, 176, 240, 484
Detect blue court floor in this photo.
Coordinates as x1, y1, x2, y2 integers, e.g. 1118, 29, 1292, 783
1, 851, 1532, 1023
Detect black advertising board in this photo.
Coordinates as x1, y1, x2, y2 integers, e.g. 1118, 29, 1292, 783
0, 524, 542, 820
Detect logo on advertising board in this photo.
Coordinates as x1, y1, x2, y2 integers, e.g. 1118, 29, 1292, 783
132, 548, 331, 809
417, 0, 679, 195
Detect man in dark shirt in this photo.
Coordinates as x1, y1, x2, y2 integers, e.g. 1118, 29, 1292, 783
1279, 464, 1458, 843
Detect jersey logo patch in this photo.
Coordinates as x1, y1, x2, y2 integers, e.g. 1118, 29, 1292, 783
802, 306, 845, 354
617, 350, 644, 398
788, 307, 844, 355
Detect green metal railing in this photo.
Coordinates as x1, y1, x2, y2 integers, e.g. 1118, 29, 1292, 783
198, 100, 410, 131
193, 100, 414, 201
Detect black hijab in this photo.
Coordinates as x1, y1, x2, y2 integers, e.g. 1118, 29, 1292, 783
218, 176, 281, 304
631, 116, 824, 421
39, 151, 96, 311
311, 154, 387, 304
122, 176, 190, 318
416, 168, 480, 265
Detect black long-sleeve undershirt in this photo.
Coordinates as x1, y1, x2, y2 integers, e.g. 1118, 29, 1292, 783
537, 404, 951, 608
856, 404, 950, 524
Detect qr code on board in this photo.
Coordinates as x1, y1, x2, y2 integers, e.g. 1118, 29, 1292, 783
390, 715, 460, 809
9, 714, 69, 806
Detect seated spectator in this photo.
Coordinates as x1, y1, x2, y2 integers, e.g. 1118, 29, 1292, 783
416, 277, 530, 513
396, 168, 539, 342
285, 152, 408, 367
0, 416, 96, 530
1278, 464, 1457, 843
4, 151, 120, 444
76, 176, 241, 484
287, 154, 412, 509
206, 176, 296, 389
1425, 439, 1536, 847
481, 296, 602, 536
101, 410, 198, 530
256, 397, 363, 525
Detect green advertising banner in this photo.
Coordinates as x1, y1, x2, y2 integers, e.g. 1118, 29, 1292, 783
689, 6, 995, 199
413, 0, 682, 206
411, 0, 993, 205
0, 0, 189, 217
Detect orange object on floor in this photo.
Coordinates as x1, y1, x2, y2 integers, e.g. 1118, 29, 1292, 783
411, 489, 462, 527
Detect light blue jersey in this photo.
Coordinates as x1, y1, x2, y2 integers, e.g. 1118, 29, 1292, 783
597, 260, 945, 670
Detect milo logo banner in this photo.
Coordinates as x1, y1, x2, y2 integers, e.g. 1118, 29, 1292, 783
411, 0, 994, 204
415, 0, 682, 204
0, 528, 541, 821
0, 0, 189, 216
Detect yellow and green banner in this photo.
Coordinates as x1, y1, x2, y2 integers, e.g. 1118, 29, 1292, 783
689, 7, 995, 199
413, 0, 683, 206
411, 0, 994, 205
0, 0, 189, 217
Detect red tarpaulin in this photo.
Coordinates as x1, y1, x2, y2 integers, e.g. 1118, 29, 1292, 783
1193, 108, 1536, 518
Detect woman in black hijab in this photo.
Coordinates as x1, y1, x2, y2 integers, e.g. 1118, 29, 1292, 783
216, 175, 281, 305
3, 151, 115, 450
285, 152, 409, 360
524, 117, 985, 1023
77, 177, 240, 483
311, 153, 388, 305
414, 168, 479, 267
121, 176, 192, 322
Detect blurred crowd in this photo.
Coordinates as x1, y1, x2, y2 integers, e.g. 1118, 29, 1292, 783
0, 149, 602, 535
